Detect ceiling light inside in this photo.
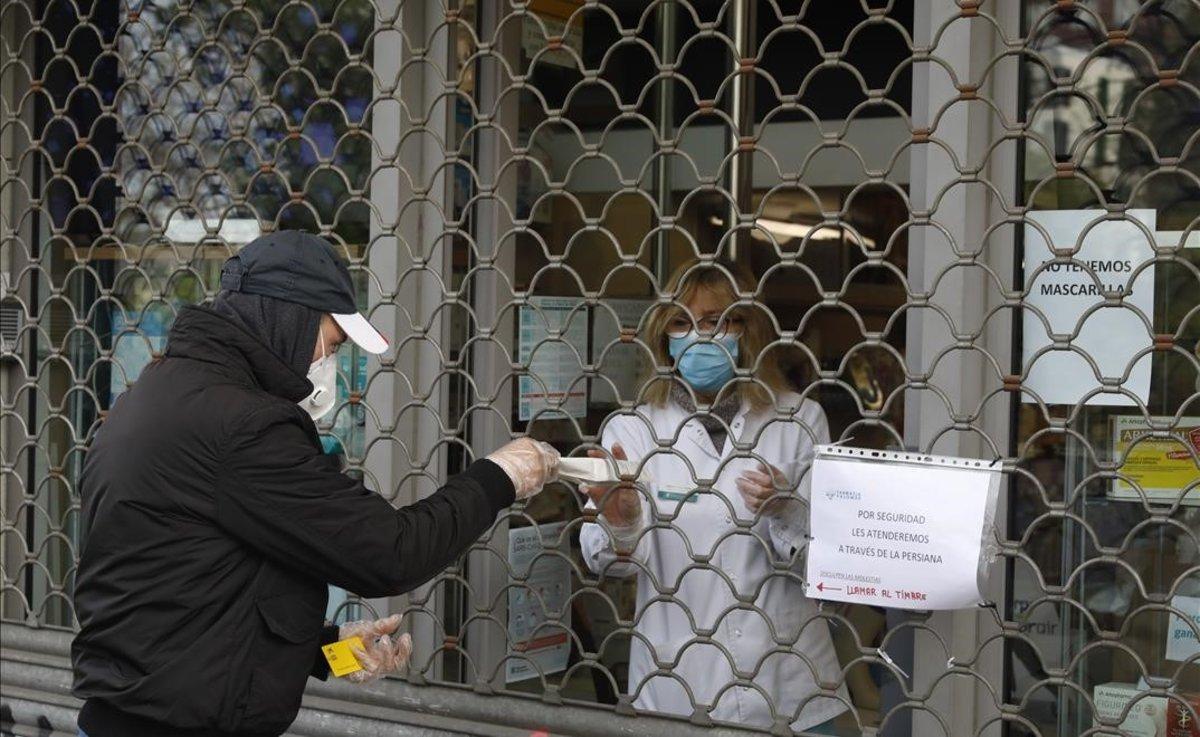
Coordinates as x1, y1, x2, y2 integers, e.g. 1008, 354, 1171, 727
709, 216, 876, 248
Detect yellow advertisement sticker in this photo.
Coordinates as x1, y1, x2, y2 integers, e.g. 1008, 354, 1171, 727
321, 636, 365, 678
1111, 416, 1200, 506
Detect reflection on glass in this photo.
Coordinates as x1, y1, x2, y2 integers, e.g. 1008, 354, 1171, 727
8, 0, 376, 627
1011, 2, 1200, 735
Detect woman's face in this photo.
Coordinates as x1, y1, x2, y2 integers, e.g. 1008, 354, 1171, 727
667, 287, 743, 340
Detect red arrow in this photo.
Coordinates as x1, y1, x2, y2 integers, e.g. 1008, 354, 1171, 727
817, 582, 842, 593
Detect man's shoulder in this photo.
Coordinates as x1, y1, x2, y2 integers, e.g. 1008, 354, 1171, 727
125, 359, 308, 440
225, 390, 311, 436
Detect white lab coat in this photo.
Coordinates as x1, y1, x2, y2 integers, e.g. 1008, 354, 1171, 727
580, 392, 849, 731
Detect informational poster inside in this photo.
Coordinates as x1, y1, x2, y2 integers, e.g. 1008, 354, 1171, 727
806, 446, 1001, 610
521, 0, 583, 69
320, 352, 368, 458
591, 298, 653, 406
1111, 416, 1200, 506
1166, 594, 1200, 662
110, 307, 170, 399
518, 296, 588, 421
1023, 209, 1156, 406
1093, 682, 1168, 737
507, 521, 571, 683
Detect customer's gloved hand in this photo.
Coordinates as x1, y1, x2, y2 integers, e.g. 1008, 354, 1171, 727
487, 438, 560, 500
339, 614, 413, 684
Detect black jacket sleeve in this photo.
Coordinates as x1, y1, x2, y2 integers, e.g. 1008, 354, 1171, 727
311, 624, 341, 680
215, 405, 515, 598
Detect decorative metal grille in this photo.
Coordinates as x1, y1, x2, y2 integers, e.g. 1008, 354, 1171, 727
2, 1, 1198, 736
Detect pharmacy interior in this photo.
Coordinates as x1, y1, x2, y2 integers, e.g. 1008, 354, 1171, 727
2, 1, 1198, 736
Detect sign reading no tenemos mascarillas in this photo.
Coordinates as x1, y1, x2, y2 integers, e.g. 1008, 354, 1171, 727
806, 446, 1002, 610
1022, 209, 1156, 406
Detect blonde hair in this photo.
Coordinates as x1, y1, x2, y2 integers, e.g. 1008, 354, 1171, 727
641, 259, 789, 409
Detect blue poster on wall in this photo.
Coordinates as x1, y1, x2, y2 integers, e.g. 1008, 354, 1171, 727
109, 307, 170, 400
318, 351, 368, 458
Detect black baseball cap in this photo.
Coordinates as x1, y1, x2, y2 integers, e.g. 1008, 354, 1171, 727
220, 231, 388, 354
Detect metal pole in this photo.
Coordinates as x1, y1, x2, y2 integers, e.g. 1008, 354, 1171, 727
726, 0, 755, 264
653, 0, 677, 280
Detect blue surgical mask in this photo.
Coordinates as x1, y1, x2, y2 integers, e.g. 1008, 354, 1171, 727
668, 332, 739, 393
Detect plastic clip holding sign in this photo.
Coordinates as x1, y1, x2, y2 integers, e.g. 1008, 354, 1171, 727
805, 445, 1003, 611
557, 457, 650, 486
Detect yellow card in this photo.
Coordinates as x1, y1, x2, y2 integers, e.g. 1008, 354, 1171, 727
322, 636, 365, 677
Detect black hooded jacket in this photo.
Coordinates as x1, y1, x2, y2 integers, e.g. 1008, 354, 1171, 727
71, 305, 515, 736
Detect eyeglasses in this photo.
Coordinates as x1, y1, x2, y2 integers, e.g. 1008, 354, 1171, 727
666, 314, 744, 339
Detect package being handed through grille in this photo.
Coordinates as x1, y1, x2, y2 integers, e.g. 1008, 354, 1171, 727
557, 458, 650, 486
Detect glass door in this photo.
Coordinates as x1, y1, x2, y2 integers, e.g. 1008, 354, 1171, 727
1008, 3, 1200, 735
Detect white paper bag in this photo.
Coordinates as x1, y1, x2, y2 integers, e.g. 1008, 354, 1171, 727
557, 458, 647, 485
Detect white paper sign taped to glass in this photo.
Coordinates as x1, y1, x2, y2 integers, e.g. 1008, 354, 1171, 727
506, 521, 571, 683
806, 446, 1002, 610
1022, 209, 1156, 406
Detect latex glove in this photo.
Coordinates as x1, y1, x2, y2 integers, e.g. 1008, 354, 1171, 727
338, 614, 413, 684
581, 444, 643, 550
487, 438, 560, 499
735, 462, 792, 516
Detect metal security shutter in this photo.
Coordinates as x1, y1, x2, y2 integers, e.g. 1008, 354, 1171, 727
2, 1, 1197, 736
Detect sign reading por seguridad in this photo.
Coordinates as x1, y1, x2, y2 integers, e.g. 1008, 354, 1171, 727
806, 446, 1002, 611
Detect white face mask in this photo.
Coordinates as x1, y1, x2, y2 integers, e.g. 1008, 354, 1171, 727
300, 338, 337, 422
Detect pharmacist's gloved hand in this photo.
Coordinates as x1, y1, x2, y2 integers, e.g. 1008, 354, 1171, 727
581, 444, 642, 530
736, 462, 792, 516
487, 438, 560, 500
339, 614, 413, 684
